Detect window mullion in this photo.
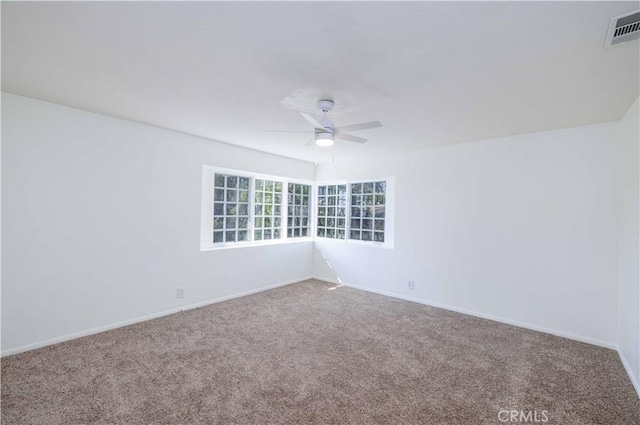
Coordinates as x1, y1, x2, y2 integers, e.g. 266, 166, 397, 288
249, 177, 255, 242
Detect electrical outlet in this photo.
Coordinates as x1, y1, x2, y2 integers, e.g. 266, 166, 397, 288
177, 287, 185, 299
407, 280, 415, 290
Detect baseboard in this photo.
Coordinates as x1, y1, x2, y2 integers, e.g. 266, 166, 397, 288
1, 276, 311, 357
619, 350, 640, 399
179, 276, 312, 312
314, 276, 617, 350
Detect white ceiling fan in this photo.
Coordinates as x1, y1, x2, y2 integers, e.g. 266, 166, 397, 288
268, 100, 383, 147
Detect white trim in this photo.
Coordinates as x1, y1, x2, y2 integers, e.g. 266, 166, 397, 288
314, 276, 617, 350
1, 276, 311, 357
619, 350, 640, 399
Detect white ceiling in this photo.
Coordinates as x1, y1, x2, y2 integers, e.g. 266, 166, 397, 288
3, 1, 639, 163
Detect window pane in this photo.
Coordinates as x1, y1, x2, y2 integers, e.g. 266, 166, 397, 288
348, 180, 386, 243
238, 231, 248, 241
316, 185, 346, 239
287, 183, 312, 238
213, 173, 251, 244
255, 179, 283, 239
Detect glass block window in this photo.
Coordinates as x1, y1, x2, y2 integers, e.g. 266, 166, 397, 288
213, 173, 250, 243
254, 179, 283, 241
287, 183, 311, 238
350, 181, 386, 242
317, 184, 347, 239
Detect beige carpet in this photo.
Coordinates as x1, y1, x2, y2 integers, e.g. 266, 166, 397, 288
2, 279, 639, 424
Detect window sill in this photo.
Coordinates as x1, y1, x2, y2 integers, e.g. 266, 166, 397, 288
314, 237, 394, 250
201, 237, 314, 251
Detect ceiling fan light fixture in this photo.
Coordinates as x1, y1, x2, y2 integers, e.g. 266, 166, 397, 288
315, 132, 334, 147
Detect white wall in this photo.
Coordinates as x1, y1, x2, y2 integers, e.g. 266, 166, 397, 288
1, 93, 315, 354
314, 122, 621, 348
618, 97, 639, 394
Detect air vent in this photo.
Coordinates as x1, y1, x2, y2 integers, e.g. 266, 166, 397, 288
605, 10, 640, 47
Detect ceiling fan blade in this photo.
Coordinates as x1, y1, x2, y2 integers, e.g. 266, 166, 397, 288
305, 136, 315, 146
336, 133, 368, 144
300, 112, 326, 130
335, 121, 382, 133
264, 130, 314, 133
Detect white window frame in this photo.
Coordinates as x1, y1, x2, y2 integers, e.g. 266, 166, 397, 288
200, 166, 315, 251
314, 177, 395, 249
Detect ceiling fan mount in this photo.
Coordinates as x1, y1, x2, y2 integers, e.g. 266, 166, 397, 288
317, 99, 335, 112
